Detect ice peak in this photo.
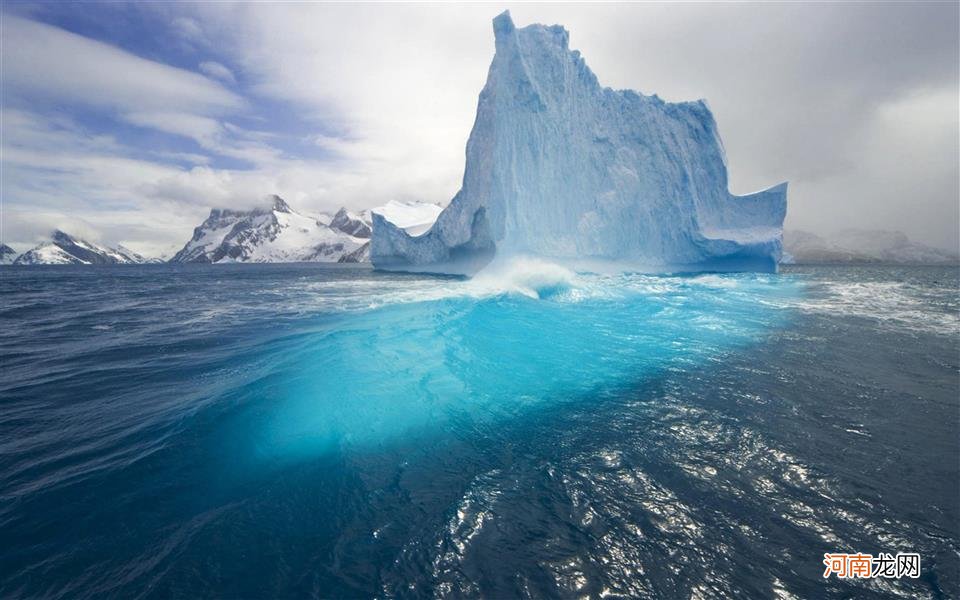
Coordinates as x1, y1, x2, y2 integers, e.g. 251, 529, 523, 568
493, 11, 569, 51
492, 10, 514, 40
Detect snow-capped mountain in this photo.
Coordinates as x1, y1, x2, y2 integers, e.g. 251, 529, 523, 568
170, 195, 368, 264
372, 12, 786, 275
0, 244, 17, 265
170, 196, 443, 265
13, 231, 151, 265
114, 245, 163, 264
783, 230, 959, 265
8, 198, 443, 267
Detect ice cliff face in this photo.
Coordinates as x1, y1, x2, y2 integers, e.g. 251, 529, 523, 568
13, 231, 150, 265
170, 196, 367, 264
372, 11, 787, 275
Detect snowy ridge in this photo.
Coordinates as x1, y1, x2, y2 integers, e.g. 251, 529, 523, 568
14, 243, 82, 265
114, 245, 162, 264
372, 11, 787, 275
13, 231, 153, 265
337, 243, 371, 263
170, 195, 368, 264
329, 208, 372, 238
0, 244, 17, 265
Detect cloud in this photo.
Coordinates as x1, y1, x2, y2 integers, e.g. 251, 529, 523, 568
2, 207, 105, 246
1, 14, 243, 116
199, 60, 236, 85
189, 4, 493, 205
171, 16, 205, 45
122, 111, 224, 145
1, 108, 204, 252
119, 110, 283, 166
1, 106, 410, 255
1, 4, 957, 255
790, 85, 959, 239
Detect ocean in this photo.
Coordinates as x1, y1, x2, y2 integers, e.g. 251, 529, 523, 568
1, 263, 957, 598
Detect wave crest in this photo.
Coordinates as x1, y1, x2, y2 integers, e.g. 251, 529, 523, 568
472, 257, 577, 299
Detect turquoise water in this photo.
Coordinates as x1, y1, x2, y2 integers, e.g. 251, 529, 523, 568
1, 263, 957, 598
257, 263, 797, 461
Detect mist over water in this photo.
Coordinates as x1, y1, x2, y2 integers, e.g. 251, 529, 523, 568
1, 263, 957, 598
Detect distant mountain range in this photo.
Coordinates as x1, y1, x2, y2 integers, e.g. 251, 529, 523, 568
168, 196, 441, 264
783, 229, 959, 265
4, 196, 442, 266
11, 230, 161, 265
5, 215, 955, 267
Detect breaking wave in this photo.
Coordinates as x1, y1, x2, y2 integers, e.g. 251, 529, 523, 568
470, 256, 577, 299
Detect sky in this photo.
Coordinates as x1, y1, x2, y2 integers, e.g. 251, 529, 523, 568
1, 2, 957, 257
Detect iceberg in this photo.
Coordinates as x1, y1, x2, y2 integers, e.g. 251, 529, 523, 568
370, 200, 444, 237
371, 11, 787, 275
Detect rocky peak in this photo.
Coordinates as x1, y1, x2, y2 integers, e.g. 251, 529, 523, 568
330, 207, 372, 239
51, 230, 76, 244
269, 195, 292, 214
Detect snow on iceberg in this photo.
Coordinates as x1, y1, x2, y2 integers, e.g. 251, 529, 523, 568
371, 11, 787, 275
371, 200, 443, 237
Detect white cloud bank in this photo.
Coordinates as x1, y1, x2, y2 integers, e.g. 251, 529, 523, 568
1, 14, 242, 116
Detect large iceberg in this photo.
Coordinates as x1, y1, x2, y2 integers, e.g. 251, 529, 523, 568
372, 11, 787, 275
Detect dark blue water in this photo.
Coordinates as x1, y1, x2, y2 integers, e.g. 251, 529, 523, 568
1, 263, 957, 598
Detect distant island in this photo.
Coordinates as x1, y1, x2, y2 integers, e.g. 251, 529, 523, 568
783, 229, 958, 266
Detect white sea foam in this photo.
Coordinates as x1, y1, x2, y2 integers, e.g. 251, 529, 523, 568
469, 256, 577, 299
772, 279, 959, 335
